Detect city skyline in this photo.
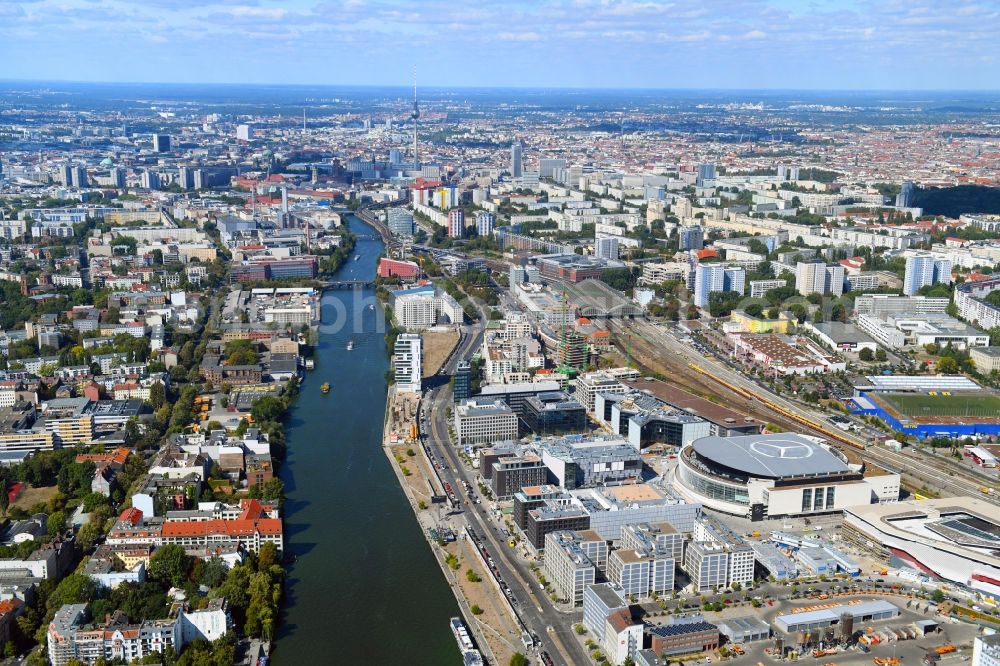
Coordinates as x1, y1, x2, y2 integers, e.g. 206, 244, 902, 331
2, 0, 999, 90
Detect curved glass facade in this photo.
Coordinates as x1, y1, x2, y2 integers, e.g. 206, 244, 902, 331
677, 459, 750, 506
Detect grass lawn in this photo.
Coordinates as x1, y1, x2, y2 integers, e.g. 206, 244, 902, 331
9, 485, 60, 514
880, 392, 1000, 418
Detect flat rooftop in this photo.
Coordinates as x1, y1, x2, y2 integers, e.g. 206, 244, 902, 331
626, 378, 762, 429
601, 484, 663, 503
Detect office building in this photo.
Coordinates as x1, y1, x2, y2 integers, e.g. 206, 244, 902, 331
447, 208, 465, 238
387, 208, 415, 236
682, 518, 755, 592
476, 211, 496, 237
522, 392, 587, 435
975, 635, 1000, 666
511, 141, 523, 178
583, 583, 628, 644
152, 134, 171, 153
795, 260, 845, 297
453, 361, 472, 402
524, 483, 699, 548
535, 435, 642, 489
595, 236, 620, 260
236, 124, 253, 141
683, 541, 730, 592
903, 253, 952, 296
393, 334, 422, 394
539, 158, 566, 178
378, 258, 420, 281
693, 264, 745, 308
607, 546, 674, 598
490, 453, 547, 500
544, 530, 607, 605
454, 399, 518, 447
574, 372, 626, 413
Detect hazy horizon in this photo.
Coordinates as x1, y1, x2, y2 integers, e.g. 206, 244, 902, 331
2, 0, 999, 90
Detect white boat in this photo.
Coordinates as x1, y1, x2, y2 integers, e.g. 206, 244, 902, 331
346, 340, 354, 351
354, 255, 360, 261
450, 618, 474, 653
368, 304, 375, 310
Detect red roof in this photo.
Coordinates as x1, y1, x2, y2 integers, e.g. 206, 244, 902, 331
161, 517, 283, 538
119, 508, 143, 526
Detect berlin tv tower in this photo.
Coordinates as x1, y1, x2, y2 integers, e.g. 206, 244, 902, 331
410, 66, 420, 166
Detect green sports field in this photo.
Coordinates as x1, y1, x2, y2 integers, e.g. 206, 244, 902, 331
877, 392, 1000, 421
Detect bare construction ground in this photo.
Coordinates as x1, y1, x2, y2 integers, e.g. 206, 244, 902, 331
422, 328, 461, 378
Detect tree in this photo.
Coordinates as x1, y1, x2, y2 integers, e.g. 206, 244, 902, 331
875, 347, 887, 362
198, 558, 229, 589
937, 356, 959, 374
149, 382, 166, 409
260, 477, 285, 501
250, 396, 286, 424
149, 544, 192, 588
744, 303, 763, 318
47, 511, 67, 536
859, 347, 874, 362
510, 654, 528, 666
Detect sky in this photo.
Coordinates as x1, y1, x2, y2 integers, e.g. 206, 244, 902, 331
0, 0, 998, 90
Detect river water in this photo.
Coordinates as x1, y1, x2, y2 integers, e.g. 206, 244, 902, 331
276, 215, 461, 664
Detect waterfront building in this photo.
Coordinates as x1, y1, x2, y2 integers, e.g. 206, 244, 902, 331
394, 334, 422, 394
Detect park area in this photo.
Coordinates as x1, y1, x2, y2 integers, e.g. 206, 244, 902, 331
876, 391, 1000, 423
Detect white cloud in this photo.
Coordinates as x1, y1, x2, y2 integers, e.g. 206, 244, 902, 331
229, 6, 287, 19
497, 31, 542, 42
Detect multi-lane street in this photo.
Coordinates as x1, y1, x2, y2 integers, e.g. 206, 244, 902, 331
420, 312, 589, 666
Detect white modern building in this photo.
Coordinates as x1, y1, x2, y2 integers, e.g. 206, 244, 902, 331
394, 333, 422, 394
675, 433, 899, 519
454, 399, 518, 446
843, 497, 1000, 598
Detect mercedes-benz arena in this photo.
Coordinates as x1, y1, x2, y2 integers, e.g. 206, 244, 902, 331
674, 433, 899, 520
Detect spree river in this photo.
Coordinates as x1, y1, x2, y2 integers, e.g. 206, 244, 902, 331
276, 215, 461, 663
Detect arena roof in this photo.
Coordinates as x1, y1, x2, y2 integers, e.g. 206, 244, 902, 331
691, 434, 848, 479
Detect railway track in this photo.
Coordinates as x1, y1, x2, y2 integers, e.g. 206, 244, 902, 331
606, 317, 1000, 507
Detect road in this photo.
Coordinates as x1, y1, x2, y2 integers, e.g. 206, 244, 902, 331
618, 317, 1000, 506
421, 313, 589, 666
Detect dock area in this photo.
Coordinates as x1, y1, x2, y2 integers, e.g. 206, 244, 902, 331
382, 385, 526, 666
